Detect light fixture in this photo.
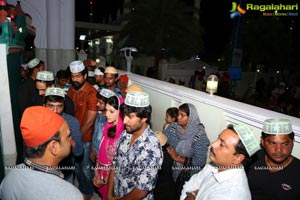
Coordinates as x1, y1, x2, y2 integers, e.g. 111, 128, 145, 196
106, 38, 113, 43
206, 74, 218, 96
79, 35, 86, 41
120, 47, 138, 72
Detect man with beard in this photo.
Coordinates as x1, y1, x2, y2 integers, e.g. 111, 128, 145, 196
247, 119, 300, 200
180, 124, 260, 200
67, 60, 98, 200
104, 66, 123, 97
18, 58, 45, 114
106, 91, 163, 200
33, 71, 55, 105
33, 71, 74, 116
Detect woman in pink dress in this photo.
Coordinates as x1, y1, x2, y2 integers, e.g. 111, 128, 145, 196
93, 95, 124, 200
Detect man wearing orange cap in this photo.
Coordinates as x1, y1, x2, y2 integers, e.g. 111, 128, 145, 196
117, 74, 129, 97
0, 106, 83, 200
104, 66, 123, 97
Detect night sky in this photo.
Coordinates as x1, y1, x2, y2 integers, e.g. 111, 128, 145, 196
75, 0, 234, 62
75, 0, 299, 63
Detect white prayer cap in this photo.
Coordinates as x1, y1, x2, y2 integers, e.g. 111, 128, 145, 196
99, 88, 115, 98
28, 58, 40, 69
94, 68, 104, 76
154, 131, 168, 146
104, 66, 118, 74
69, 60, 85, 73
21, 63, 28, 70
125, 92, 150, 107
263, 119, 292, 135
233, 124, 260, 157
36, 71, 54, 81
45, 87, 65, 98
88, 71, 95, 77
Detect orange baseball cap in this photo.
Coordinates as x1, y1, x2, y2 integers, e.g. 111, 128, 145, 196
118, 74, 129, 83
20, 106, 65, 147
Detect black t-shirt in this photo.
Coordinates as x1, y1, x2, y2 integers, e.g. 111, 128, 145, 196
247, 150, 300, 200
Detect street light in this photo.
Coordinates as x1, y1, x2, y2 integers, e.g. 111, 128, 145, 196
78, 35, 87, 61
120, 47, 137, 73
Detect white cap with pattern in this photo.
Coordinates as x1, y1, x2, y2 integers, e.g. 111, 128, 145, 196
263, 119, 292, 135
45, 87, 65, 98
125, 92, 150, 107
28, 58, 40, 69
36, 71, 54, 81
69, 60, 85, 73
233, 124, 260, 157
94, 68, 104, 76
99, 88, 115, 98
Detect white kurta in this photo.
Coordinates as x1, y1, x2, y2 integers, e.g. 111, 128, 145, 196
180, 164, 251, 200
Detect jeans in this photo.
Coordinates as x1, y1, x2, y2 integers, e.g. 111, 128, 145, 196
75, 142, 94, 196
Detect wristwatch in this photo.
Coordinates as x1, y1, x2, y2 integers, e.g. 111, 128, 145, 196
186, 191, 197, 197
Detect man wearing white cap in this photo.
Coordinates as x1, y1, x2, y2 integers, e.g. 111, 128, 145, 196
44, 87, 83, 183
93, 67, 105, 91
83, 59, 97, 86
67, 60, 98, 200
18, 58, 45, 114
32, 71, 55, 105
104, 66, 123, 97
107, 91, 163, 200
33, 71, 75, 116
247, 119, 300, 200
180, 124, 260, 200
90, 88, 115, 162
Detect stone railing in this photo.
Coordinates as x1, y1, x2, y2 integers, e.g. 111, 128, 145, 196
126, 71, 300, 158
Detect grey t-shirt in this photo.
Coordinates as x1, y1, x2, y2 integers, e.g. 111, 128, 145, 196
0, 164, 83, 200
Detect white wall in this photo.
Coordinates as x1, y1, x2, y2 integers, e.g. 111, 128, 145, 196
0, 44, 17, 167
126, 72, 300, 158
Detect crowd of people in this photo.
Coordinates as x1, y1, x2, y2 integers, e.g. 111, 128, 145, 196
168, 69, 300, 118
0, 57, 299, 200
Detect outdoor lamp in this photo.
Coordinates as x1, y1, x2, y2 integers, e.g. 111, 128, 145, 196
206, 74, 218, 96
120, 47, 137, 72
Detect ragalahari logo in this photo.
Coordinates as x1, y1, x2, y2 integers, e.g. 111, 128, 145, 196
230, 1, 298, 17
230, 2, 246, 19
